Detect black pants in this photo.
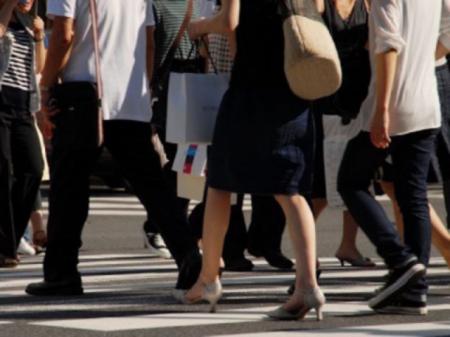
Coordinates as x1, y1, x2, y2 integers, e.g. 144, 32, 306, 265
189, 194, 286, 261
248, 195, 286, 255
44, 117, 199, 282
338, 130, 437, 298
0, 103, 43, 257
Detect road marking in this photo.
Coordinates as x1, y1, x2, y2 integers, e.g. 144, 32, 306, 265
210, 321, 450, 337
31, 312, 266, 332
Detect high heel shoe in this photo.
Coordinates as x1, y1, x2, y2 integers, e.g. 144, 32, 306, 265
336, 254, 376, 267
267, 287, 325, 321
175, 280, 223, 313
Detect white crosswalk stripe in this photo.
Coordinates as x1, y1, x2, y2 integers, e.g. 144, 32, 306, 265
0, 252, 449, 335
39, 192, 445, 217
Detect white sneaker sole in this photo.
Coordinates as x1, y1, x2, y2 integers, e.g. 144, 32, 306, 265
376, 305, 428, 316
369, 263, 426, 310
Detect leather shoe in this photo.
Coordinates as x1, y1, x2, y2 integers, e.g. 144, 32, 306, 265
264, 252, 293, 270
224, 256, 254, 272
26, 279, 83, 296
175, 250, 202, 290
248, 248, 293, 270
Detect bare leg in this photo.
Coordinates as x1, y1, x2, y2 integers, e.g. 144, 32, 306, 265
275, 194, 318, 310
334, 210, 375, 266
380, 181, 404, 239
382, 181, 450, 268
185, 188, 231, 300
30, 210, 47, 247
430, 205, 450, 267
312, 198, 327, 219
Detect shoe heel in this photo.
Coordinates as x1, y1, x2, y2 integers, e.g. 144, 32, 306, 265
315, 306, 323, 321
338, 258, 345, 267
204, 280, 222, 313
209, 299, 218, 313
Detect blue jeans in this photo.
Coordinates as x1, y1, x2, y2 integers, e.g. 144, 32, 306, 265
338, 130, 438, 297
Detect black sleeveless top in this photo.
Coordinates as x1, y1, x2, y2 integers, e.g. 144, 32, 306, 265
318, 0, 371, 122
229, 0, 290, 91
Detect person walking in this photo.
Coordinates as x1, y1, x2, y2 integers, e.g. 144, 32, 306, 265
0, 0, 44, 268
312, 0, 374, 268
181, 0, 324, 320
338, 0, 448, 315
26, 0, 201, 296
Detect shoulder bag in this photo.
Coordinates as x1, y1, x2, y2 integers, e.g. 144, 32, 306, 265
280, 0, 342, 100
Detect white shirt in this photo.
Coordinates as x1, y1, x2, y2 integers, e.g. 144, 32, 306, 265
360, 0, 442, 136
47, 0, 155, 122
437, 0, 450, 66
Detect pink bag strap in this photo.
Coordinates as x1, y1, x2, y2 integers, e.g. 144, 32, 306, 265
88, 0, 104, 145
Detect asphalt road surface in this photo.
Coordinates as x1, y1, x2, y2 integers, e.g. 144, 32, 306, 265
0, 187, 449, 337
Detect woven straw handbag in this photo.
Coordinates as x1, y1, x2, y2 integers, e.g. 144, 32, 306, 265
280, 0, 342, 100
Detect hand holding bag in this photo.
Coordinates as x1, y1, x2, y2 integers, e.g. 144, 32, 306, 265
280, 0, 342, 100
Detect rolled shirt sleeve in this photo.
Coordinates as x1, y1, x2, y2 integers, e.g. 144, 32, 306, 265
371, 0, 406, 54
47, 0, 77, 19
440, 0, 450, 51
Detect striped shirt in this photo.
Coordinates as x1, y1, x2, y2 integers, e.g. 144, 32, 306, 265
2, 23, 33, 92
153, 0, 201, 69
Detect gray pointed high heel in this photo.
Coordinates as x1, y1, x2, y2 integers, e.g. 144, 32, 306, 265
267, 287, 325, 321
177, 280, 223, 313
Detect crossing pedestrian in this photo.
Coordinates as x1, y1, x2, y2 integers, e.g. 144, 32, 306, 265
180, 0, 324, 320
338, 0, 450, 315
26, 0, 201, 296
0, 0, 45, 268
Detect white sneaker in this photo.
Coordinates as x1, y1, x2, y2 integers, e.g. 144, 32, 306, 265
17, 238, 36, 256
143, 231, 172, 259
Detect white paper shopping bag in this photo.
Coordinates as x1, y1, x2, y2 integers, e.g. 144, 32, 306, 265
166, 72, 230, 144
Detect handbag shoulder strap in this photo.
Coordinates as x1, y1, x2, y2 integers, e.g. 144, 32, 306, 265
153, 0, 194, 89
88, 0, 104, 144
88, 0, 103, 102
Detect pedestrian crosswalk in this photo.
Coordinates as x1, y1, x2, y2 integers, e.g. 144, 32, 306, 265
40, 190, 446, 217
0, 253, 449, 336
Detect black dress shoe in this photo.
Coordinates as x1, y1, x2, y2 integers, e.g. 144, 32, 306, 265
26, 279, 83, 296
264, 252, 294, 270
175, 250, 202, 290
249, 247, 293, 270
224, 257, 254, 272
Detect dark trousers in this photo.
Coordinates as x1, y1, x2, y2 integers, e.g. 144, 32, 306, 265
189, 194, 286, 261
44, 118, 199, 282
248, 195, 286, 254
435, 64, 450, 227
338, 130, 437, 297
0, 103, 43, 257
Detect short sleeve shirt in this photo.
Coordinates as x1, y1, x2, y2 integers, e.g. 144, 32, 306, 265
47, 0, 155, 122
359, 0, 441, 136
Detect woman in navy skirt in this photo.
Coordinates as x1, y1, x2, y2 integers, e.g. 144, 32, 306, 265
180, 0, 324, 320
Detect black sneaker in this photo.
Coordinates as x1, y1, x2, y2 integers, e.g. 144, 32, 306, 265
368, 261, 426, 310
375, 296, 428, 316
